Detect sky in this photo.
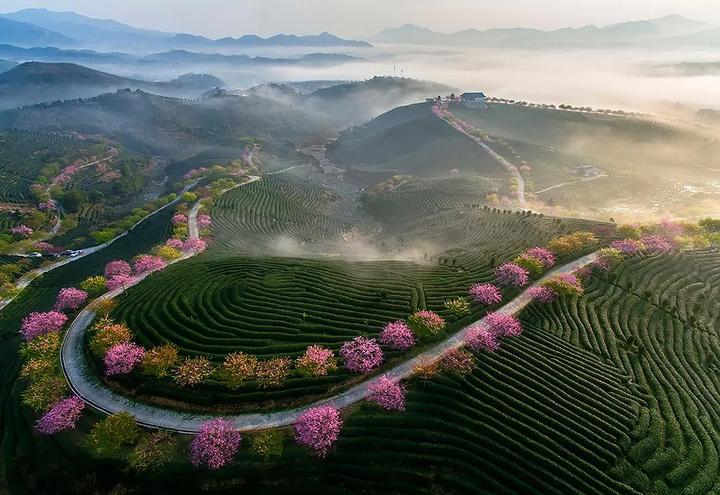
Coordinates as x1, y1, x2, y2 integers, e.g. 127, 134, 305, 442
2, 0, 720, 38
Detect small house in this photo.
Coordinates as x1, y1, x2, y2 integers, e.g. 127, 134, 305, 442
461, 92, 487, 108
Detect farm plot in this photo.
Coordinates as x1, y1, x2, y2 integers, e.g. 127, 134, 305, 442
211, 174, 351, 252
521, 249, 720, 494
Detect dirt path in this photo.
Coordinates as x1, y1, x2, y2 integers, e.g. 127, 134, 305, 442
60, 246, 598, 433
534, 174, 608, 195
434, 103, 527, 208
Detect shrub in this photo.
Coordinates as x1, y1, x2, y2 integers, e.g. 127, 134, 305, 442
248, 430, 285, 461
190, 418, 241, 470
523, 247, 556, 268
468, 283, 502, 304
54, 287, 88, 311
296, 345, 337, 377
153, 244, 182, 261
379, 321, 416, 350
440, 348, 475, 375
89, 320, 132, 357
444, 297, 472, 316
412, 357, 439, 380
367, 375, 406, 411
104, 260, 132, 278
20, 332, 60, 361
35, 396, 85, 435
220, 352, 257, 388
495, 262, 530, 287
513, 254, 545, 276
255, 357, 291, 388
542, 273, 584, 297
407, 310, 446, 342
104, 343, 145, 376
19, 358, 56, 382
141, 344, 179, 378
340, 337, 383, 373
87, 412, 140, 456
485, 312, 523, 337
20, 311, 68, 341
175, 357, 214, 387
593, 247, 625, 271
80, 275, 107, 295
294, 406, 342, 458
548, 231, 598, 255
129, 431, 179, 471
465, 326, 500, 352
22, 375, 68, 412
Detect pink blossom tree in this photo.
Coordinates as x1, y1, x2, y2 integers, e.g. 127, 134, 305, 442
166, 238, 184, 249
641, 235, 674, 252
190, 418, 241, 470
523, 247, 556, 268
296, 345, 337, 377
469, 283, 502, 305
182, 238, 207, 253
104, 343, 145, 376
20, 311, 68, 341
542, 273, 584, 297
528, 286, 557, 303
379, 321, 416, 350
104, 260, 132, 278
133, 255, 167, 274
484, 312, 523, 337
106, 274, 135, 291
367, 375, 406, 411
294, 406, 342, 457
171, 214, 188, 226
197, 214, 212, 229
10, 225, 33, 238
465, 326, 500, 352
35, 396, 85, 435
495, 262, 530, 287
54, 288, 88, 312
340, 337, 383, 373
611, 239, 644, 255
407, 310, 446, 342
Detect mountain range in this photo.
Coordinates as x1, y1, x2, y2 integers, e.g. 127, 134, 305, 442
0, 62, 224, 108
0, 8, 371, 49
374, 15, 719, 47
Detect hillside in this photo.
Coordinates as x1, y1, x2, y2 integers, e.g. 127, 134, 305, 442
327, 102, 504, 176
0, 16, 73, 47
0, 62, 224, 108
0, 89, 328, 155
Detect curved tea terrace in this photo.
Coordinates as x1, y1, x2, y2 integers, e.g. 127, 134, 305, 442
61, 243, 599, 434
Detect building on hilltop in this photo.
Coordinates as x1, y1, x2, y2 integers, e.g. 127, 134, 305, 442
461, 92, 487, 108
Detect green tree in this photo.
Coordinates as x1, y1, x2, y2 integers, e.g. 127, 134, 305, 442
87, 412, 140, 456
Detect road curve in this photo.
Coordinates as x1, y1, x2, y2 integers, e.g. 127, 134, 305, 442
61, 248, 598, 434
0, 180, 199, 313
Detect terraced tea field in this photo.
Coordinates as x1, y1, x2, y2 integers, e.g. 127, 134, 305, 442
522, 249, 720, 494
211, 174, 351, 253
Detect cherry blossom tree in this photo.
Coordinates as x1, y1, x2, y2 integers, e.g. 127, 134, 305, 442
610, 239, 644, 255
133, 255, 167, 274
255, 357, 291, 387
379, 321, 416, 350
407, 310, 446, 342
35, 396, 85, 435
182, 238, 207, 253
523, 247, 556, 268
641, 235, 674, 252
219, 351, 257, 388
104, 260, 132, 278
10, 225, 33, 238
141, 344, 179, 378
106, 274, 135, 291
528, 286, 557, 304
440, 348, 475, 375
174, 357, 214, 387
484, 312, 523, 337
465, 326, 500, 352
296, 345, 336, 377
469, 283, 502, 305
367, 375, 406, 411
190, 418, 241, 470
54, 287, 88, 311
495, 262, 530, 287
104, 343, 145, 376
197, 214, 212, 229
340, 337, 383, 373
20, 311, 68, 341
171, 214, 188, 226
542, 273, 584, 297
166, 238, 184, 249
294, 406, 342, 457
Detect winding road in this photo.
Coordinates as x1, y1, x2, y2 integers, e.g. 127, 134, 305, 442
0, 180, 199, 313
60, 247, 598, 434
434, 103, 527, 208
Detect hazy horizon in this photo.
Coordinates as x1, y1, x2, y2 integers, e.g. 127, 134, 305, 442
2, 0, 720, 39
